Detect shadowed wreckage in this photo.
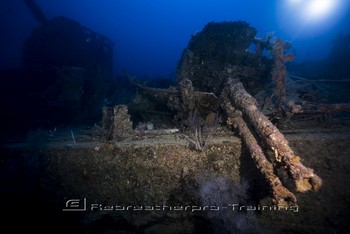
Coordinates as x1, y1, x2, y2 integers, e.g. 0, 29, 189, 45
1, 1, 350, 233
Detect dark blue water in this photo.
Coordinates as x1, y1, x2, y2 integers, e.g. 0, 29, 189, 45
1, 0, 350, 78
1, 1, 350, 233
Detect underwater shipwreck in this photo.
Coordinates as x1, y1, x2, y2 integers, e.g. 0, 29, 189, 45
1, 1, 350, 233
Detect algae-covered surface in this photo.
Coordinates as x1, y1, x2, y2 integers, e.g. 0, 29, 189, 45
1, 126, 350, 233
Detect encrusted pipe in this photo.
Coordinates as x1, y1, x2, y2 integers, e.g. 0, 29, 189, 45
221, 94, 297, 206
224, 78, 322, 193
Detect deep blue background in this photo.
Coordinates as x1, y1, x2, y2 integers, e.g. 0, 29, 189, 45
1, 0, 350, 78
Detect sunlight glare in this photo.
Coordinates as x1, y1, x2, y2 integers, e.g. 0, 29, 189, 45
307, 0, 336, 20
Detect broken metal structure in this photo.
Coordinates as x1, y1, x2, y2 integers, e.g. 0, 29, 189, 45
21, 0, 349, 208
22, 0, 114, 124
127, 21, 350, 206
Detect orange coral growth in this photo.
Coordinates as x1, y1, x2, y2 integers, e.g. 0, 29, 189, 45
283, 53, 295, 63
296, 178, 313, 193
290, 155, 301, 164
271, 38, 294, 110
